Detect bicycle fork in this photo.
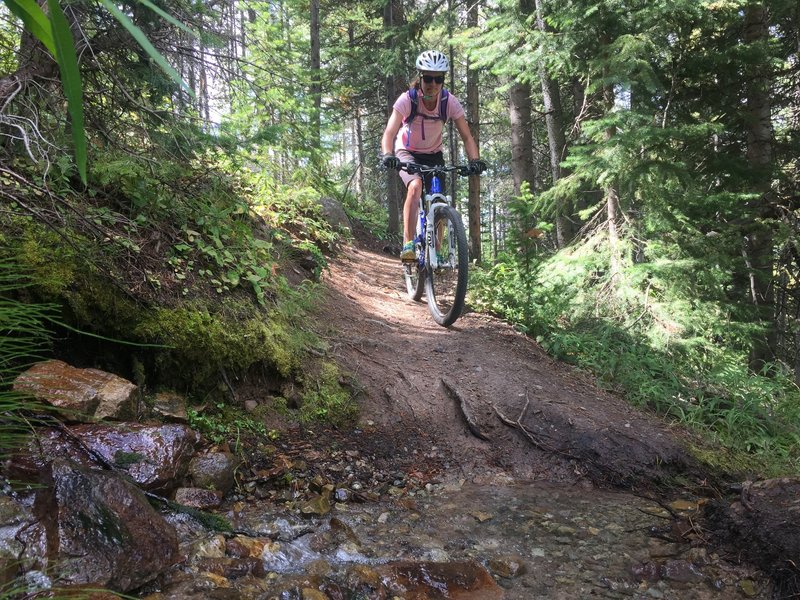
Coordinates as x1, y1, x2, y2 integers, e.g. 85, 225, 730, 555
425, 193, 451, 270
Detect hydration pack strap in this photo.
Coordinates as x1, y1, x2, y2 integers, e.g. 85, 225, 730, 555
404, 87, 450, 125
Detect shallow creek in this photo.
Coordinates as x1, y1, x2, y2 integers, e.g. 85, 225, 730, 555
158, 482, 771, 599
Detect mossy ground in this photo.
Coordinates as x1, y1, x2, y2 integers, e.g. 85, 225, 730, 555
0, 171, 356, 430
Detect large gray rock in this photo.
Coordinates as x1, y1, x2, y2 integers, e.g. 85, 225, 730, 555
12, 360, 138, 421
34, 459, 180, 591
318, 196, 351, 233
7, 423, 199, 493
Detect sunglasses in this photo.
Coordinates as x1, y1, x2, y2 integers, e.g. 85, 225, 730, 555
421, 75, 445, 84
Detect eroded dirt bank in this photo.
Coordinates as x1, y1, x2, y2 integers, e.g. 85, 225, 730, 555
315, 244, 705, 492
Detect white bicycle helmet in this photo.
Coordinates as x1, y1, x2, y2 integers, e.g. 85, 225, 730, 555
416, 50, 449, 73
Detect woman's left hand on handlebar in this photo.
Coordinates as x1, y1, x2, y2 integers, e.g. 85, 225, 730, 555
467, 159, 487, 175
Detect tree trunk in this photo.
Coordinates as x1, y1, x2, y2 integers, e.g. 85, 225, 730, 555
447, 0, 458, 199
0, 1, 59, 111
466, 2, 481, 263
534, 0, 573, 248
743, 2, 776, 371
383, 0, 405, 237
310, 0, 322, 149
603, 84, 622, 282
349, 22, 365, 196
508, 82, 536, 197
492, 199, 498, 260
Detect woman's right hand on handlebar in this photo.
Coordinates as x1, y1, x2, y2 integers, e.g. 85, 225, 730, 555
381, 153, 400, 169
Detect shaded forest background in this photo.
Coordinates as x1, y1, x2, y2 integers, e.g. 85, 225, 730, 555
1, 0, 799, 477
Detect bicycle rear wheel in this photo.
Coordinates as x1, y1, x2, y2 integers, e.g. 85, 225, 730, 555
426, 206, 468, 326
404, 253, 426, 301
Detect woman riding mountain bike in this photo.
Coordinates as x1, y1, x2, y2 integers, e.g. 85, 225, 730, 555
380, 50, 486, 262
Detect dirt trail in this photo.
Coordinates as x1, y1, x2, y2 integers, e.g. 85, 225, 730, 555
316, 243, 707, 494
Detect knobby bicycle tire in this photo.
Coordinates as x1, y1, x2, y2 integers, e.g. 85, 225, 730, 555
426, 206, 468, 326
404, 253, 426, 301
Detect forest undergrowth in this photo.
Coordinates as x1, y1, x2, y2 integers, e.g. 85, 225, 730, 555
470, 198, 800, 479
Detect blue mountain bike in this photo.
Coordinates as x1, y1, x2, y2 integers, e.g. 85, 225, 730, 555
397, 162, 470, 327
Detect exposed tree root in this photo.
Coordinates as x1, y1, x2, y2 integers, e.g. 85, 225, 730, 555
441, 377, 491, 441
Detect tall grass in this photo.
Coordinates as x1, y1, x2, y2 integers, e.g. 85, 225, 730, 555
0, 261, 55, 457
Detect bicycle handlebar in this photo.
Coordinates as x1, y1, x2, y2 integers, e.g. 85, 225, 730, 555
396, 162, 472, 177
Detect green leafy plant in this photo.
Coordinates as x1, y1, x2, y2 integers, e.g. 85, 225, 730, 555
187, 403, 267, 446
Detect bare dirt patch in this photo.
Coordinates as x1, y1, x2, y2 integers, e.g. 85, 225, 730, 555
313, 242, 711, 494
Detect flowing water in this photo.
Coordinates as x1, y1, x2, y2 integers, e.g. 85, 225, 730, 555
165, 481, 771, 599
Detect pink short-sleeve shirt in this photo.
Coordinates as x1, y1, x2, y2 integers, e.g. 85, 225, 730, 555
393, 89, 465, 154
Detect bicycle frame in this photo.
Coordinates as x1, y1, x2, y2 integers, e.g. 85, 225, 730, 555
404, 163, 467, 270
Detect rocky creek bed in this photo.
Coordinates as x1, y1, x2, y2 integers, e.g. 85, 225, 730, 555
150, 478, 771, 599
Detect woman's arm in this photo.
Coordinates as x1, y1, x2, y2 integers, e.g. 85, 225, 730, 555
453, 115, 479, 161
381, 109, 405, 155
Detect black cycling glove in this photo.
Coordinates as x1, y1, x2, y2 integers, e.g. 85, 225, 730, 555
381, 153, 400, 169
468, 159, 487, 175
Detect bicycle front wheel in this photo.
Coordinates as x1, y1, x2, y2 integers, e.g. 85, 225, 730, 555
404, 255, 426, 301
426, 206, 468, 326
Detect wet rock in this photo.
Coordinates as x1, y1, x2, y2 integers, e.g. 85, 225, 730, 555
0, 559, 16, 590
660, 559, 706, 583
8, 423, 198, 493
470, 509, 493, 522
152, 391, 188, 422
195, 556, 265, 579
300, 494, 331, 516
174, 487, 223, 509
306, 558, 332, 577
631, 561, 661, 582
377, 560, 504, 599
153, 574, 244, 599
488, 555, 527, 578
328, 517, 360, 544
188, 452, 238, 494
344, 563, 384, 597
13, 360, 138, 421
226, 535, 269, 558
0, 494, 49, 587
34, 459, 179, 591
0, 496, 27, 586
648, 541, 683, 558
0, 496, 30, 560
187, 534, 227, 560
424, 548, 451, 562
162, 510, 213, 547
